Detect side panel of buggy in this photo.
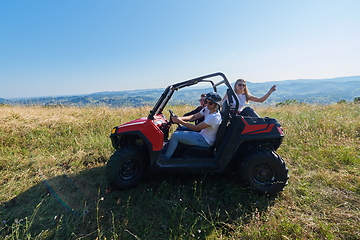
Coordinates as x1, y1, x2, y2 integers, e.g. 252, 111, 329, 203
150, 101, 283, 173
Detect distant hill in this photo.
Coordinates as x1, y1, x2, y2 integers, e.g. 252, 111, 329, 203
3, 76, 360, 107
246, 76, 360, 105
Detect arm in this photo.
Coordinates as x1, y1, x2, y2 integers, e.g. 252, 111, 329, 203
174, 111, 203, 123
248, 85, 276, 103
221, 92, 228, 105
183, 106, 202, 117
172, 116, 210, 131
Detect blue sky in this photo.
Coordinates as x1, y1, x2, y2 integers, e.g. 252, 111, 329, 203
1, 0, 359, 98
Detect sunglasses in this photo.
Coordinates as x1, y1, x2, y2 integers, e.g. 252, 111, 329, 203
204, 100, 214, 105
199, 99, 205, 102
237, 83, 246, 87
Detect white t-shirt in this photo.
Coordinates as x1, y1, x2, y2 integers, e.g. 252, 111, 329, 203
199, 107, 222, 146
229, 94, 247, 111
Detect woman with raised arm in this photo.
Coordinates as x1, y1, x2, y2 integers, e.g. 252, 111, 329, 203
222, 79, 276, 117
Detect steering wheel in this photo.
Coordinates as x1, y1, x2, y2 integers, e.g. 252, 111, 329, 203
169, 109, 181, 128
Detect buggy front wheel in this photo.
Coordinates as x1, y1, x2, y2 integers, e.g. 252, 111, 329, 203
106, 146, 146, 189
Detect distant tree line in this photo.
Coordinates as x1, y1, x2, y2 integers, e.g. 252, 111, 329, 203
276, 97, 360, 106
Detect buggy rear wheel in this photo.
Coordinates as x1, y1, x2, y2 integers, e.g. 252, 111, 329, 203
238, 148, 288, 196
106, 146, 146, 189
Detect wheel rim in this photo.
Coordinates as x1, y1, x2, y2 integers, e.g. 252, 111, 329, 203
118, 159, 139, 180
252, 164, 276, 186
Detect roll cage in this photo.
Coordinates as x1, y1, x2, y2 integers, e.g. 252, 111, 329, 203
148, 72, 240, 119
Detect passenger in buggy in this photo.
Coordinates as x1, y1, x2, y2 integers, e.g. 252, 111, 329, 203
176, 93, 206, 131
164, 92, 222, 159
222, 78, 276, 117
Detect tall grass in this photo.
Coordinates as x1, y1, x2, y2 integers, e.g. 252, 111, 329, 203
0, 104, 359, 239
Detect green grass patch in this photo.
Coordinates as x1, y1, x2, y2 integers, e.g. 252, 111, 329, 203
0, 104, 359, 239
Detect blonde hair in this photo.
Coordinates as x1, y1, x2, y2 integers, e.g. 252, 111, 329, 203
234, 79, 250, 103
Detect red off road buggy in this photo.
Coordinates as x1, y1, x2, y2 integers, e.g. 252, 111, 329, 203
106, 73, 288, 195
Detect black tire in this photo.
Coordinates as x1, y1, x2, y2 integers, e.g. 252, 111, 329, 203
106, 146, 146, 189
238, 148, 288, 196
